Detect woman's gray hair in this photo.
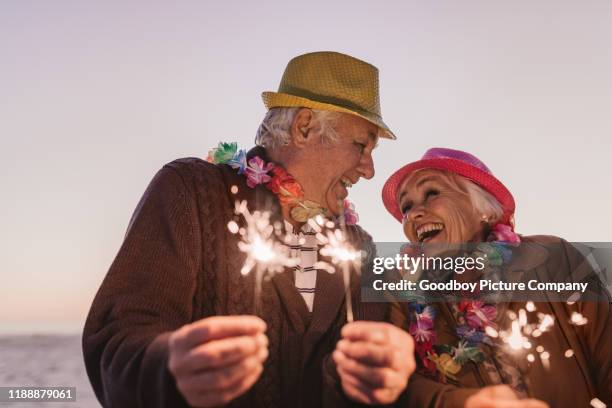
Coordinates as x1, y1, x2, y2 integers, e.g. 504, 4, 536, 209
412, 169, 505, 224
462, 178, 504, 224
255, 107, 341, 149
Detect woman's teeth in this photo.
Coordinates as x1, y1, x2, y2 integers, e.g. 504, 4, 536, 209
417, 223, 445, 242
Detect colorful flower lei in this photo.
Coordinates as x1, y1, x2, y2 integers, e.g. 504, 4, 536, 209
407, 227, 520, 382
206, 142, 359, 224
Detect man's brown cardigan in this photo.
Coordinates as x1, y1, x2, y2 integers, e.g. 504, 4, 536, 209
82, 149, 388, 407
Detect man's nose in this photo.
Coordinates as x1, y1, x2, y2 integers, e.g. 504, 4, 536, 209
357, 152, 375, 179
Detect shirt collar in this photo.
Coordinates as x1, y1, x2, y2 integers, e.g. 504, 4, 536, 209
283, 219, 314, 235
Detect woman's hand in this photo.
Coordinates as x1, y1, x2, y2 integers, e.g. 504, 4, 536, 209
333, 321, 416, 405
168, 316, 269, 407
465, 385, 549, 408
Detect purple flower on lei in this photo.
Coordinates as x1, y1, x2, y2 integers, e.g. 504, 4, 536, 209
245, 156, 275, 188
464, 301, 497, 329
343, 199, 359, 225
456, 325, 492, 347
409, 305, 436, 343
227, 149, 247, 174
489, 223, 520, 244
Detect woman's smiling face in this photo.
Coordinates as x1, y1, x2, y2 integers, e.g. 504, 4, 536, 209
397, 169, 485, 244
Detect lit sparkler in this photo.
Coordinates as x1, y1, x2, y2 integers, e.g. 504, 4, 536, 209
493, 304, 556, 375
316, 217, 362, 323
496, 303, 590, 374
228, 200, 298, 315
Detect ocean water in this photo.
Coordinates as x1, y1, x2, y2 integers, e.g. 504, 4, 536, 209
0, 335, 99, 407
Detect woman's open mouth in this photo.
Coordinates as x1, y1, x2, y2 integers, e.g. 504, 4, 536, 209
416, 223, 445, 243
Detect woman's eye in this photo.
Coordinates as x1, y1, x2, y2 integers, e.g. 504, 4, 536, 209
425, 189, 439, 199
401, 203, 412, 215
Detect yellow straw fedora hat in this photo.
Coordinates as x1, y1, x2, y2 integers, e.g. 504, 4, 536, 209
262, 51, 396, 139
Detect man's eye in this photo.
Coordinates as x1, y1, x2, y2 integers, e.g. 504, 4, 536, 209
354, 141, 366, 152
401, 203, 412, 215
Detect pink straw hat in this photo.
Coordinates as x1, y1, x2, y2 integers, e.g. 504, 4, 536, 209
382, 148, 515, 225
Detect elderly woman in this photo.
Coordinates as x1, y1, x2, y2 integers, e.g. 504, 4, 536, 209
381, 148, 611, 408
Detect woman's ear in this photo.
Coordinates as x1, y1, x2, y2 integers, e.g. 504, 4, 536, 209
290, 108, 314, 148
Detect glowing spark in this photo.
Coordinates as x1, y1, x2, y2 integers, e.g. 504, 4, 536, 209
250, 235, 274, 262
570, 312, 588, 326
307, 218, 323, 233
230, 185, 239, 194
498, 307, 557, 372
518, 309, 527, 326
319, 229, 361, 265
229, 200, 298, 313
565, 349, 574, 358
540, 350, 551, 369
485, 326, 499, 338
317, 222, 362, 323
227, 220, 239, 234
591, 397, 607, 408
507, 321, 526, 350
537, 314, 555, 332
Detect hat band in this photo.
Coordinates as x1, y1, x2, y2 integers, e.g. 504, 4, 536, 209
278, 85, 379, 118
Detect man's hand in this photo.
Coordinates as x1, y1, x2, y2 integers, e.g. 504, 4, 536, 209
332, 321, 416, 405
168, 315, 268, 407
465, 385, 549, 408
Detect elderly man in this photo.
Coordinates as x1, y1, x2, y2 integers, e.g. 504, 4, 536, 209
83, 51, 415, 407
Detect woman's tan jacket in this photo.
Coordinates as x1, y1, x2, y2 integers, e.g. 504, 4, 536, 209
392, 236, 611, 408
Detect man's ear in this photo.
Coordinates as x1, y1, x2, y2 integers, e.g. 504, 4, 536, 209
290, 108, 315, 148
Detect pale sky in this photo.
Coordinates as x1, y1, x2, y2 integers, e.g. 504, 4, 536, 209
1, 1, 611, 333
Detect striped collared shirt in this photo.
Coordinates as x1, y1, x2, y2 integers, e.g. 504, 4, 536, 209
284, 220, 318, 312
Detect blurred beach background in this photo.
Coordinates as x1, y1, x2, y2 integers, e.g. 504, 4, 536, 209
0, 335, 97, 407
1, 1, 610, 407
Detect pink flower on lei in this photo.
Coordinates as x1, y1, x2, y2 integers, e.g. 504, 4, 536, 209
343, 199, 359, 225
459, 300, 497, 329
489, 223, 521, 244
245, 156, 275, 188
410, 306, 436, 343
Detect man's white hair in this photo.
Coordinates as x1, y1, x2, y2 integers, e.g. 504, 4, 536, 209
255, 107, 341, 149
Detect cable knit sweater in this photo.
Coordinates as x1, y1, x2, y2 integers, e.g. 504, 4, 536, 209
82, 148, 388, 408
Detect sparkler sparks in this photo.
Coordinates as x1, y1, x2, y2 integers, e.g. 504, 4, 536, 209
229, 197, 364, 323
229, 200, 298, 314
493, 303, 557, 375
570, 311, 588, 326
316, 221, 363, 323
